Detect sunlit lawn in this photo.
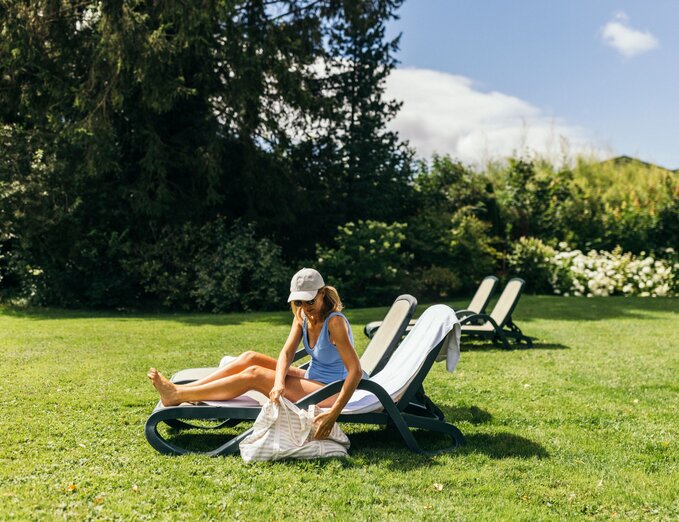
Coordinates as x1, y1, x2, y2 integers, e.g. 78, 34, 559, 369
0, 296, 677, 520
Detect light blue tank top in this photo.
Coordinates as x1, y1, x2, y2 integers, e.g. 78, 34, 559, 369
302, 312, 355, 384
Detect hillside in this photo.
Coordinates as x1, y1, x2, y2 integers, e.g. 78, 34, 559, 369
600, 155, 678, 174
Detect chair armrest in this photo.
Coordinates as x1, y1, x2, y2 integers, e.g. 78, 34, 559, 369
292, 347, 308, 362
295, 380, 346, 408
460, 313, 501, 330
454, 308, 474, 318
364, 321, 383, 339
459, 313, 489, 325
295, 378, 394, 409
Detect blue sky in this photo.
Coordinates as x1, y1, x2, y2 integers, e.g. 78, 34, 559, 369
385, 1, 679, 169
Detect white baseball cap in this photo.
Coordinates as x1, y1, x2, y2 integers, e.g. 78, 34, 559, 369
287, 268, 325, 302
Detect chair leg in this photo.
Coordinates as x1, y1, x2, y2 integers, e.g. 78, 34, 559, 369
145, 411, 250, 457
495, 329, 512, 350
506, 320, 533, 348
145, 415, 191, 455
409, 386, 445, 420
512, 333, 533, 348
377, 395, 465, 455
380, 402, 428, 454
401, 413, 465, 452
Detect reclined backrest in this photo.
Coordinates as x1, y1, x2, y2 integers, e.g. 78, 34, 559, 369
489, 278, 525, 327
343, 304, 457, 414
371, 305, 456, 401
360, 294, 417, 376
467, 276, 499, 314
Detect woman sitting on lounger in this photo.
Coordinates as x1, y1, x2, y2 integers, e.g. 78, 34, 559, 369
148, 268, 362, 440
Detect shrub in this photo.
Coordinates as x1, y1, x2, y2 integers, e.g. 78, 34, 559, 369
448, 209, 500, 288
316, 221, 412, 307
507, 237, 555, 293
411, 265, 462, 300
505, 239, 677, 297
133, 219, 289, 312
0, 235, 37, 302
405, 158, 502, 290
191, 222, 289, 312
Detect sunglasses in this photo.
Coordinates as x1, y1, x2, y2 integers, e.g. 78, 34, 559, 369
294, 297, 316, 307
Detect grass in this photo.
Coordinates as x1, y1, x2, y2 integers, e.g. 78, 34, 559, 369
0, 296, 677, 520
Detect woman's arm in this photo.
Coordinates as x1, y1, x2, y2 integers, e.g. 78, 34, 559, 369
269, 318, 304, 402
312, 315, 362, 439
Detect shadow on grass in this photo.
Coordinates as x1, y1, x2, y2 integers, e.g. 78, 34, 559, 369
348, 428, 548, 463
158, 429, 246, 454
459, 432, 549, 459
154, 422, 547, 467
460, 340, 569, 352
439, 405, 492, 424
2, 296, 676, 327
0, 305, 294, 327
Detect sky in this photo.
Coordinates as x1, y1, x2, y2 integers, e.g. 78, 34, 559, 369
384, 1, 679, 169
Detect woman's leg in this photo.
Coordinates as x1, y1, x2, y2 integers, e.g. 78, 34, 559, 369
148, 366, 324, 407
177, 351, 274, 388
179, 350, 306, 388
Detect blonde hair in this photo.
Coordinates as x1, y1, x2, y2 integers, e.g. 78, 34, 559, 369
291, 285, 344, 323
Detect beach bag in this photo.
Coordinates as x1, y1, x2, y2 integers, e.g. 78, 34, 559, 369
240, 397, 350, 462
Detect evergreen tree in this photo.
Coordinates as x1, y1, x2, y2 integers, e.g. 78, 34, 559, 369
291, 0, 412, 241
323, 0, 412, 224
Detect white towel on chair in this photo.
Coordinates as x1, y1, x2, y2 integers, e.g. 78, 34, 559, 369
436, 321, 461, 372
337, 304, 459, 413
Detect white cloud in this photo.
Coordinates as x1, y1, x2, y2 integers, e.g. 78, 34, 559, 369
385, 68, 603, 164
601, 12, 659, 57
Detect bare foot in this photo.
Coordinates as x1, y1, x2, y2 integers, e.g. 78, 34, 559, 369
147, 368, 182, 406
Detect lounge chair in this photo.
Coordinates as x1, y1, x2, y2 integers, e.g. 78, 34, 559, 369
169, 294, 418, 387
153, 294, 418, 434
364, 275, 499, 338
145, 304, 464, 456
459, 277, 532, 349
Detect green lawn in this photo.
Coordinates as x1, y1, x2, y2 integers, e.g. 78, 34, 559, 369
0, 297, 677, 520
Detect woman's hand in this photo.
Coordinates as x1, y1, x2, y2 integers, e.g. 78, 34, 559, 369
269, 383, 286, 403
312, 410, 339, 440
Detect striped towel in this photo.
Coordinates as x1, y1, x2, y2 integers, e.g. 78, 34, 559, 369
240, 397, 349, 461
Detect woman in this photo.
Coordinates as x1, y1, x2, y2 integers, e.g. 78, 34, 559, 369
148, 268, 362, 440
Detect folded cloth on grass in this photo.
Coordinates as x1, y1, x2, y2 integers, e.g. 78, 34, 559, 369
240, 397, 349, 462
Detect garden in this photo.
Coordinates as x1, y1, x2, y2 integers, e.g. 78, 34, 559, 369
1, 2, 677, 520
1, 296, 677, 519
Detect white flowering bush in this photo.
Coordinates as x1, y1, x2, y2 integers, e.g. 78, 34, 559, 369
510, 238, 677, 297
551, 245, 676, 297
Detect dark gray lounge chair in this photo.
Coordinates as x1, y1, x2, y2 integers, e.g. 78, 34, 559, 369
145, 305, 464, 456
364, 275, 499, 338
459, 278, 532, 349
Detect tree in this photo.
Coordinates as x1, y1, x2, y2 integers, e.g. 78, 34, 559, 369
285, 0, 413, 257
402, 156, 500, 295
0, 1, 413, 307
